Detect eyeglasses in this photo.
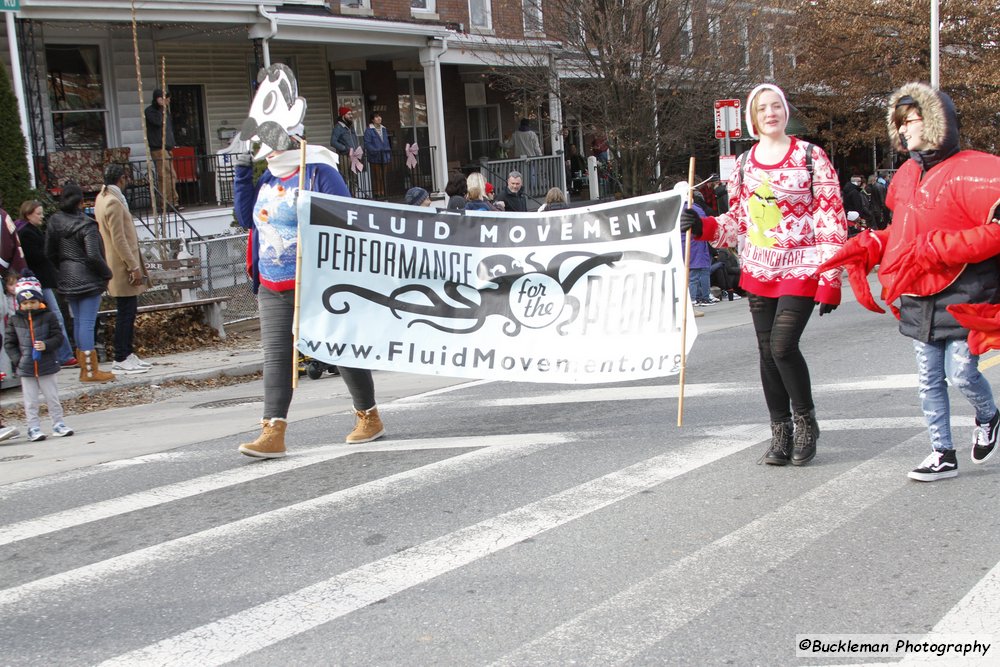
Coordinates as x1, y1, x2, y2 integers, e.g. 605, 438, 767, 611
900, 116, 923, 128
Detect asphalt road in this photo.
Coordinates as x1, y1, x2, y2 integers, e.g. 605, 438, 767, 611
1, 296, 999, 666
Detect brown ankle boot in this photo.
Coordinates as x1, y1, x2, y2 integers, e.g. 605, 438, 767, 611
238, 418, 287, 458
79, 349, 116, 383
346, 406, 385, 444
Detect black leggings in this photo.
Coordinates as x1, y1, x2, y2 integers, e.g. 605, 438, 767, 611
748, 294, 815, 422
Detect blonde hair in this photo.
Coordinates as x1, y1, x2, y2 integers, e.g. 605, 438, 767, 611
544, 187, 566, 205
466, 172, 487, 200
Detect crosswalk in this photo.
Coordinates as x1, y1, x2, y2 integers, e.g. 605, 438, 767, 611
2, 378, 999, 666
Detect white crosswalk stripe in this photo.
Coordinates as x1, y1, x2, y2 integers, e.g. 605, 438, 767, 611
96, 424, 770, 666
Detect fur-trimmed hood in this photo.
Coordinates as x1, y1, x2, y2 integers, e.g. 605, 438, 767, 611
887, 82, 960, 170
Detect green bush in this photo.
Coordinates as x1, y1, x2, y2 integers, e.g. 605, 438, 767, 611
0, 66, 32, 214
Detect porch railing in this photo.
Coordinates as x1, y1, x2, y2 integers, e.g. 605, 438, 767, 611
475, 153, 568, 208
336, 145, 437, 201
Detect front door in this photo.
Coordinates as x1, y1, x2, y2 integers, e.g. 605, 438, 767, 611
167, 85, 207, 204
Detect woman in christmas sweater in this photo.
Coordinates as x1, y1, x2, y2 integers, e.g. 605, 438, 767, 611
681, 83, 847, 466
819, 82, 1000, 482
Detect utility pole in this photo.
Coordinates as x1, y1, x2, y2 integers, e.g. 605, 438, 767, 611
930, 0, 940, 89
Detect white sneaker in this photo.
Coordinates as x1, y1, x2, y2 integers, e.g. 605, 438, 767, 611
126, 353, 153, 368
27, 427, 46, 442
112, 356, 149, 374
52, 422, 74, 437
0, 425, 19, 442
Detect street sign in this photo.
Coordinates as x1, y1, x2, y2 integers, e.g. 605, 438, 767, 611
714, 99, 741, 139
0, 0, 19, 12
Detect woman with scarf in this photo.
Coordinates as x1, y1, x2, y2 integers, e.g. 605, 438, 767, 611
819, 82, 1000, 482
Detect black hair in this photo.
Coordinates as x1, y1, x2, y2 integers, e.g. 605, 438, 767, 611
445, 172, 468, 197
104, 163, 127, 186
58, 183, 84, 213
368, 111, 381, 124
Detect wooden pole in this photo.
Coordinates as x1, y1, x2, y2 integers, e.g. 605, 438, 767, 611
159, 56, 167, 238
131, 1, 160, 236
677, 157, 696, 427
291, 138, 308, 389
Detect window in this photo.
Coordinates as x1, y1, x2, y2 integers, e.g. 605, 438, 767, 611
411, 0, 436, 12
469, 0, 492, 31
468, 106, 501, 160
397, 73, 428, 142
740, 19, 750, 70
340, 0, 371, 11
679, 13, 693, 58
523, 0, 543, 34
46, 44, 108, 150
707, 15, 721, 57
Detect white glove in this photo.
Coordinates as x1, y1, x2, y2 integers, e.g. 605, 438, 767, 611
846, 211, 860, 222
234, 153, 253, 169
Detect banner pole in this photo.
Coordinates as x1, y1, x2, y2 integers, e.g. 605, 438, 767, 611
677, 157, 696, 427
291, 138, 308, 389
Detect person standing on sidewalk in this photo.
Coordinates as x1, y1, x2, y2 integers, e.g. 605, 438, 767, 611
818, 82, 1000, 482
44, 183, 116, 384
234, 64, 385, 459
14, 200, 77, 368
680, 83, 846, 467
3, 273, 74, 441
95, 164, 152, 375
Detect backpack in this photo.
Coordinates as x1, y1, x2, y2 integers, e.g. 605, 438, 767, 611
734, 141, 815, 200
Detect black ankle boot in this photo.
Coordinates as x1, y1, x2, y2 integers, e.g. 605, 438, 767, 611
791, 410, 820, 465
760, 420, 794, 465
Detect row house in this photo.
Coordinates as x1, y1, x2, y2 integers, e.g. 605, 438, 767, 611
1, 0, 570, 236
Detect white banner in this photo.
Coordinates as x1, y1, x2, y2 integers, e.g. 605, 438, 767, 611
296, 191, 695, 384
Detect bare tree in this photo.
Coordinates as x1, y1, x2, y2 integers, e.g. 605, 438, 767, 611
786, 0, 999, 160
482, 0, 789, 196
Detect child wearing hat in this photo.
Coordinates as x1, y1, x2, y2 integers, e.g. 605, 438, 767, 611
3, 272, 74, 441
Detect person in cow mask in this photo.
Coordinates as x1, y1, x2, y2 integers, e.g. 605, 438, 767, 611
233, 64, 386, 459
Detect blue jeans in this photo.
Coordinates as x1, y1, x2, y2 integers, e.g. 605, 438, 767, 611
42, 288, 75, 363
688, 267, 711, 302
68, 293, 102, 351
912, 338, 997, 451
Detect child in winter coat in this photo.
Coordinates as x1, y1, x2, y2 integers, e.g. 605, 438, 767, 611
3, 273, 74, 442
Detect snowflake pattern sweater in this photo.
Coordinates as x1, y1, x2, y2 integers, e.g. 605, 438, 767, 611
699, 137, 847, 304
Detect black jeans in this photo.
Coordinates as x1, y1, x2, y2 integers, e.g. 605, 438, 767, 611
114, 296, 138, 362
748, 294, 816, 423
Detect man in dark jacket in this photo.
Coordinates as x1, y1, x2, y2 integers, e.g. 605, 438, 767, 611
496, 170, 528, 212
144, 89, 180, 208
841, 175, 872, 236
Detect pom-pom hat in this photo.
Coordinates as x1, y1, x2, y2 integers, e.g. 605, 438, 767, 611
14, 273, 43, 305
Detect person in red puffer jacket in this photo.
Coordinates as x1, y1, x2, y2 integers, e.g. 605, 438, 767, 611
819, 81, 1000, 482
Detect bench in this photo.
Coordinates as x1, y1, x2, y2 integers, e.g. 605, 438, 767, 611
97, 256, 230, 351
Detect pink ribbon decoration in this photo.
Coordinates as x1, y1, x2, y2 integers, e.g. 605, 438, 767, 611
350, 146, 364, 173
405, 142, 419, 170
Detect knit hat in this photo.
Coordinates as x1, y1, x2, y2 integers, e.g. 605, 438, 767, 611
404, 187, 430, 207
745, 83, 790, 139
339, 106, 352, 117
485, 182, 494, 196
14, 273, 43, 305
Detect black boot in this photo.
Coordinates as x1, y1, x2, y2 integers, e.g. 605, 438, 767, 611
760, 420, 794, 465
791, 410, 820, 465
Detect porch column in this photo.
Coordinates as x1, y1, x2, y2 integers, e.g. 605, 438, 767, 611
6, 13, 35, 185
420, 38, 449, 194
547, 54, 565, 194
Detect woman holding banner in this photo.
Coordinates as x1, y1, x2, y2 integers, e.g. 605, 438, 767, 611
681, 84, 846, 467
233, 64, 386, 459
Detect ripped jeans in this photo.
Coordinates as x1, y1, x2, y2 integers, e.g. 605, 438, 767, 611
912, 338, 997, 451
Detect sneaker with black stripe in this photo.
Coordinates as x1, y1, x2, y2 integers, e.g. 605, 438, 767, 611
971, 410, 999, 465
908, 449, 958, 482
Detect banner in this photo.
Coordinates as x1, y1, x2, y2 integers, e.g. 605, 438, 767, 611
296, 191, 695, 384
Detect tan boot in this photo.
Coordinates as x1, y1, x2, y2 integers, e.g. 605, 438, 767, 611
346, 406, 385, 444
238, 418, 287, 458
79, 349, 116, 383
